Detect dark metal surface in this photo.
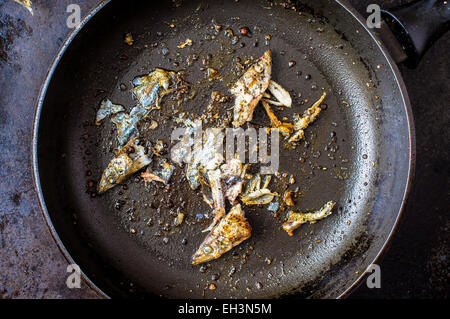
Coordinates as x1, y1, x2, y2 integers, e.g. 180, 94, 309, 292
33, 0, 413, 298
382, 0, 450, 67
0, 0, 447, 299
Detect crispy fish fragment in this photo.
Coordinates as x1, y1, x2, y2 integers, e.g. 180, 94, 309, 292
108, 69, 179, 146
205, 169, 226, 232
177, 38, 193, 49
192, 204, 252, 265
231, 50, 272, 127
241, 189, 279, 205
171, 117, 200, 166
152, 139, 165, 156
95, 99, 125, 125
131, 68, 175, 108
221, 159, 248, 205
241, 174, 279, 205
261, 100, 293, 137
110, 112, 138, 146
179, 124, 225, 229
157, 162, 175, 184
98, 138, 151, 194
266, 80, 292, 107
141, 171, 165, 184
186, 128, 224, 190
141, 162, 175, 185
282, 201, 336, 236
202, 159, 248, 232
288, 92, 327, 143
124, 33, 134, 46
283, 191, 295, 206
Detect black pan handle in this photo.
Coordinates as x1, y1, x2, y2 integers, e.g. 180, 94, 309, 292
380, 0, 450, 67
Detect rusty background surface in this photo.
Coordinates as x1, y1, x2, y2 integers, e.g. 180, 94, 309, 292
0, 0, 448, 298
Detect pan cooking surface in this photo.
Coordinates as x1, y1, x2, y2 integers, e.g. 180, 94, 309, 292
36, 0, 411, 298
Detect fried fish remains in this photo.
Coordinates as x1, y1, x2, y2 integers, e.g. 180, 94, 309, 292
141, 162, 175, 185
93, 48, 336, 266
221, 159, 248, 205
96, 68, 179, 147
265, 80, 292, 108
231, 50, 272, 127
131, 68, 175, 108
288, 92, 327, 143
185, 127, 224, 190
95, 99, 125, 125
97, 138, 151, 194
261, 100, 293, 136
241, 174, 279, 205
282, 201, 336, 236
205, 169, 226, 232
202, 159, 249, 232
192, 204, 252, 265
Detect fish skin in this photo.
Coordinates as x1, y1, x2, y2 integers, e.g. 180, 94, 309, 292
95, 99, 125, 125
192, 204, 251, 265
131, 68, 174, 107
97, 138, 151, 194
186, 128, 224, 190
261, 100, 293, 136
231, 50, 272, 127
108, 68, 177, 147
241, 188, 279, 205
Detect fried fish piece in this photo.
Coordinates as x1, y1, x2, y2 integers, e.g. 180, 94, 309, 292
266, 80, 292, 107
185, 127, 224, 190
261, 100, 293, 137
288, 92, 327, 143
141, 171, 165, 184
95, 99, 125, 125
231, 50, 272, 127
221, 159, 248, 205
241, 174, 278, 205
97, 138, 151, 194
200, 159, 249, 232
107, 69, 178, 146
192, 204, 252, 265
204, 169, 226, 232
131, 68, 175, 108
141, 162, 175, 185
282, 201, 336, 236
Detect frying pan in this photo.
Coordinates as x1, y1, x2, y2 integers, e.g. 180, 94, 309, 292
31, 0, 446, 298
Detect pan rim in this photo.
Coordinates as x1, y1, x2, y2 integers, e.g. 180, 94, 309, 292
31, 0, 415, 299
31, 0, 111, 299
333, 0, 416, 298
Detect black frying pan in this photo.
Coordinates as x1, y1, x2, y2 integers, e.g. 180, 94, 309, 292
32, 0, 446, 298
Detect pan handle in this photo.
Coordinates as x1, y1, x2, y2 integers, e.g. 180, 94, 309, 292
379, 0, 450, 67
